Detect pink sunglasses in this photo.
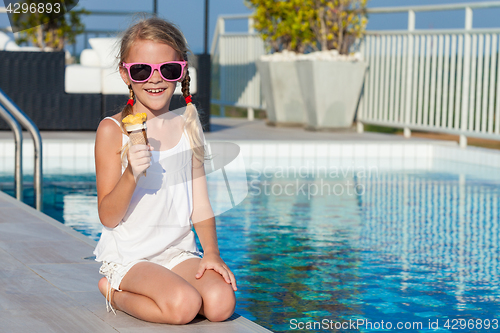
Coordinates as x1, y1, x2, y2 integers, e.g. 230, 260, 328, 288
122, 61, 187, 83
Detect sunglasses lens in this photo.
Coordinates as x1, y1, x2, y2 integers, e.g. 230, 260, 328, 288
160, 63, 182, 80
130, 64, 152, 81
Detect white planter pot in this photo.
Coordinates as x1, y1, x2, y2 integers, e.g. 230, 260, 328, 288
296, 60, 367, 129
256, 59, 306, 126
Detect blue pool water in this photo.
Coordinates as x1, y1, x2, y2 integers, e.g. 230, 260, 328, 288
1, 161, 500, 333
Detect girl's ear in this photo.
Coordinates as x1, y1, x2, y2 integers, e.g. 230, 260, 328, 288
119, 66, 130, 86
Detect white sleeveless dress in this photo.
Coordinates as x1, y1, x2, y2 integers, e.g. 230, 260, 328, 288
93, 116, 203, 312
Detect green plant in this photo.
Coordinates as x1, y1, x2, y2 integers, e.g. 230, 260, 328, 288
245, 0, 368, 55
244, 0, 316, 53
13, 0, 89, 50
308, 0, 368, 54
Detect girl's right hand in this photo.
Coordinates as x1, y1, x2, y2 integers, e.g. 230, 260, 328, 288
127, 144, 152, 182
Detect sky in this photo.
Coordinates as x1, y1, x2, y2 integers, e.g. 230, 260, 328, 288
2, 0, 500, 54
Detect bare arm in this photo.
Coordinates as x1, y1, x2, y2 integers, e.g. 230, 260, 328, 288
191, 149, 219, 254
190, 142, 237, 290
95, 119, 137, 228
194, 217, 219, 254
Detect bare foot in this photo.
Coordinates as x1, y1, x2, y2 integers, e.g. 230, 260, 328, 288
98, 277, 119, 311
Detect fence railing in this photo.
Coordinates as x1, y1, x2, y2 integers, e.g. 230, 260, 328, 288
210, 14, 266, 120
358, 1, 500, 147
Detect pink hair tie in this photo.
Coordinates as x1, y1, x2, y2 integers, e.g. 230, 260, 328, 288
127, 99, 134, 106
185, 95, 192, 104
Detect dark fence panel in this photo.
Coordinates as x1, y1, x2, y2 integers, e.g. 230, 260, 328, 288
0, 51, 102, 130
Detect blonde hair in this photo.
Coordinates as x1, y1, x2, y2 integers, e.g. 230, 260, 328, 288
117, 16, 207, 165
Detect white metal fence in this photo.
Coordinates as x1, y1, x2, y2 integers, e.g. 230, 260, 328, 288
210, 14, 266, 120
210, 3, 500, 145
359, 2, 500, 147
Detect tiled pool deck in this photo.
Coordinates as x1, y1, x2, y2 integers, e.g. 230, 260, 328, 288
0, 117, 499, 332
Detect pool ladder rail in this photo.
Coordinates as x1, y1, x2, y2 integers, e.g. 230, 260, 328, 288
0, 88, 43, 211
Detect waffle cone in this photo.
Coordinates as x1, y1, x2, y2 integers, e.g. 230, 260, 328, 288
128, 129, 149, 176
129, 130, 147, 145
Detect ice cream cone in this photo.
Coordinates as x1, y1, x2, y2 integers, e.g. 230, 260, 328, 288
122, 113, 148, 176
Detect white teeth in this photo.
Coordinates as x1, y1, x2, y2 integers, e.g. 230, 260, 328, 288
146, 88, 165, 93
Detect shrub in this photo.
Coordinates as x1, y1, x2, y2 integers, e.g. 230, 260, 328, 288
245, 0, 368, 55
12, 0, 89, 50
244, 0, 316, 53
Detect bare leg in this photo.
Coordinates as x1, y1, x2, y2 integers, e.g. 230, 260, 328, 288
98, 261, 202, 324
97, 277, 160, 316
98, 277, 120, 310
171, 258, 236, 322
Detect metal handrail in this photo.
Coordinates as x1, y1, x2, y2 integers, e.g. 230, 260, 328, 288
0, 88, 42, 210
0, 104, 22, 201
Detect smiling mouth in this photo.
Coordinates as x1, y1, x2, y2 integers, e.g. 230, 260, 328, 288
145, 88, 166, 93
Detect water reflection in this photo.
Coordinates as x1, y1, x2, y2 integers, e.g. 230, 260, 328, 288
213, 168, 500, 332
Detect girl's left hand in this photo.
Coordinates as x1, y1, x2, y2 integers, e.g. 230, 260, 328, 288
196, 252, 237, 291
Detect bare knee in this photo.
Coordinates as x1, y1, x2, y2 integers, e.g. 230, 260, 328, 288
202, 283, 236, 322
159, 287, 202, 324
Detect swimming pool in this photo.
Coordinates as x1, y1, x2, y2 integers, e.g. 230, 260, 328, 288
1, 141, 500, 333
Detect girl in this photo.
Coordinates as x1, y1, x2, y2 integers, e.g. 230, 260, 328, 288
93, 17, 237, 325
